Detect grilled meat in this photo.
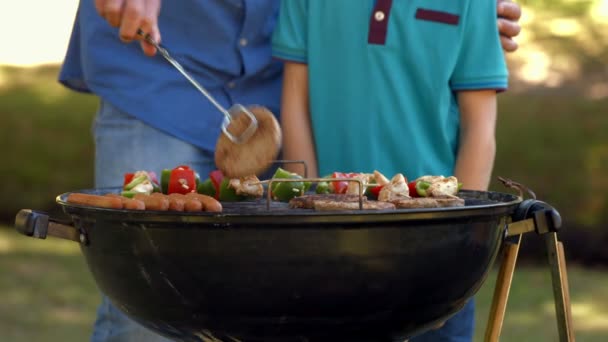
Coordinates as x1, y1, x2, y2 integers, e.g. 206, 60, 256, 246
414, 175, 459, 197
373, 170, 390, 186
391, 197, 465, 209
345, 173, 371, 195
313, 199, 396, 211
228, 175, 264, 198
378, 173, 410, 202
289, 194, 366, 209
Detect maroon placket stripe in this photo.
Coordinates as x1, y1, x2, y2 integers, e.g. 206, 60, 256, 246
368, 0, 393, 45
415, 9, 460, 25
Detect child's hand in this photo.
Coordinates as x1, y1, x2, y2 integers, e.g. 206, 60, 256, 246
497, 0, 522, 52
94, 0, 162, 56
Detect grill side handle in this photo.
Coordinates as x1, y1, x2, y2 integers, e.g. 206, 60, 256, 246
14, 209, 81, 243
506, 199, 562, 237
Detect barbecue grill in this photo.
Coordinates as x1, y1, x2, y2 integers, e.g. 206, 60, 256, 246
13, 177, 574, 342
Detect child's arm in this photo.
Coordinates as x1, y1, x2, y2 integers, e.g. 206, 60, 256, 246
454, 90, 498, 191
280, 61, 319, 177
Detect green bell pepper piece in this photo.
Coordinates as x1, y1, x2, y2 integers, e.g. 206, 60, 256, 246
120, 190, 137, 198
219, 178, 248, 201
315, 181, 330, 194
197, 178, 216, 197
160, 169, 172, 194
151, 182, 162, 193
315, 174, 333, 194
271, 167, 305, 201
416, 180, 431, 197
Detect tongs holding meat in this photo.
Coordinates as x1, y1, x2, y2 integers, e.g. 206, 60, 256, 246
137, 30, 281, 178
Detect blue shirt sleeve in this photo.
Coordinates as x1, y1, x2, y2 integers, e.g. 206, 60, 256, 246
271, 0, 308, 63
450, 0, 508, 91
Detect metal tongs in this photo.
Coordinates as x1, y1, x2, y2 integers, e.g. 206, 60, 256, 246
137, 29, 258, 144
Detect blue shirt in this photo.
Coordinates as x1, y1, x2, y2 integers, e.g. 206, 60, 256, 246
60, 0, 282, 152
272, 0, 508, 178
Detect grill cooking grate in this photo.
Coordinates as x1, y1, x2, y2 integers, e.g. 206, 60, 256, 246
216, 191, 511, 215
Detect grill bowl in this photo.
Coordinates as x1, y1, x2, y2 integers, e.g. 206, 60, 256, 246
41, 188, 522, 341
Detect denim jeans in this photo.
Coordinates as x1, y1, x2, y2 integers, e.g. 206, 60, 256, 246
91, 100, 216, 342
409, 299, 475, 342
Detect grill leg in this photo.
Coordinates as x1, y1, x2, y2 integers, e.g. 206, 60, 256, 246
545, 233, 576, 341
484, 232, 576, 342
483, 235, 521, 342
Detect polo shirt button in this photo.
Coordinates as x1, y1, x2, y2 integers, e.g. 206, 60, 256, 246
227, 81, 236, 89
374, 11, 385, 22
239, 38, 248, 47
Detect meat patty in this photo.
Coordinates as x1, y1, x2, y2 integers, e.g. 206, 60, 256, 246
391, 197, 465, 209
289, 194, 366, 209
313, 200, 396, 211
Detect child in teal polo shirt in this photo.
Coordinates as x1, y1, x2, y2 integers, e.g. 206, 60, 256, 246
272, 0, 508, 341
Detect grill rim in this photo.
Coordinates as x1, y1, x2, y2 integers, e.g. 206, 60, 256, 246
57, 188, 522, 226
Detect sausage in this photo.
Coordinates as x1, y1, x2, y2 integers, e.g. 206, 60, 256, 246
67, 193, 123, 209
122, 198, 146, 210
162, 193, 185, 211
168, 193, 202, 212
105, 193, 145, 210
184, 198, 203, 212
133, 194, 170, 211
184, 193, 223, 212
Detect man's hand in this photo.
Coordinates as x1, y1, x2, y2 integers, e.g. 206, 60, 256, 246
497, 0, 522, 52
94, 0, 162, 56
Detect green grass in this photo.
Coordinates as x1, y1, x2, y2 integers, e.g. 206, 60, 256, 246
1, 226, 607, 342
0, 226, 99, 342
475, 261, 608, 341
0, 65, 97, 222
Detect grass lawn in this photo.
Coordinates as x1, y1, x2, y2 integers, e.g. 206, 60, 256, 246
1, 226, 607, 342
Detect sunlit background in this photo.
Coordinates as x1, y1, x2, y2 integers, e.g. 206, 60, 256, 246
1, 0, 607, 341
0, 1, 78, 67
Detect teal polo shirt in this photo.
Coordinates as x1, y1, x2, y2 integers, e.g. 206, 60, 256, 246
272, 0, 508, 179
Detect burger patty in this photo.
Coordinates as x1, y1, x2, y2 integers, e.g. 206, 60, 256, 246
391, 197, 465, 209
288, 194, 367, 209
313, 199, 396, 211
288, 194, 464, 211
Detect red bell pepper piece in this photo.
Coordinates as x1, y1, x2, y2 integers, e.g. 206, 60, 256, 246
174, 165, 192, 171
330, 172, 362, 194
369, 185, 384, 199
408, 181, 420, 197
330, 172, 348, 194
209, 170, 224, 200
123, 173, 135, 187
124, 171, 159, 188
167, 166, 197, 194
